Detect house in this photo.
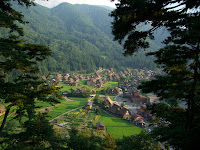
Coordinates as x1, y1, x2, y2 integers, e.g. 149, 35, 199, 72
118, 107, 132, 120
113, 74, 120, 80
138, 109, 155, 121
96, 122, 106, 130
71, 82, 78, 87
96, 83, 103, 88
108, 74, 113, 81
57, 73, 62, 82
62, 91, 68, 96
105, 96, 113, 108
79, 74, 85, 80
131, 93, 150, 105
113, 87, 122, 95
0, 104, 5, 116
132, 114, 145, 127
86, 81, 94, 86
74, 88, 83, 96
85, 102, 92, 109
110, 103, 121, 114
91, 90, 96, 95
74, 76, 79, 82
69, 78, 74, 84
94, 71, 100, 78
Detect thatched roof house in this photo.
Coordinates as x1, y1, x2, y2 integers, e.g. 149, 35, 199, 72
96, 122, 105, 130
105, 96, 113, 108
110, 103, 121, 114
118, 107, 132, 120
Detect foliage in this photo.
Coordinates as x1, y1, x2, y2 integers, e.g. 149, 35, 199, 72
117, 132, 159, 150
111, 0, 200, 149
104, 133, 117, 150
0, 1, 63, 149
68, 128, 104, 150
2, 113, 67, 150
0, 2, 160, 76
95, 106, 101, 115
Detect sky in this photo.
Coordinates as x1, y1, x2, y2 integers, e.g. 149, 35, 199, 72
34, 0, 118, 8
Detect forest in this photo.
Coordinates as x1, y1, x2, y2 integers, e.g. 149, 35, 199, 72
0, 2, 163, 76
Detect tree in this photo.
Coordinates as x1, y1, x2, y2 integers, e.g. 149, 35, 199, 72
95, 106, 101, 115
2, 113, 67, 150
104, 133, 117, 150
0, 0, 62, 136
110, 0, 200, 149
117, 132, 159, 150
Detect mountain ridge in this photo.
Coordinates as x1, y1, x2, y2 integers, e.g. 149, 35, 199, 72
1, 2, 160, 75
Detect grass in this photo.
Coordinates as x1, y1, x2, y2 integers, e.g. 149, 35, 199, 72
59, 84, 77, 92
48, 101, 86, 120
68, 97, 89, 101
103, 82, 118, 88
98, 112, 144, 139
95, 81, 119, 95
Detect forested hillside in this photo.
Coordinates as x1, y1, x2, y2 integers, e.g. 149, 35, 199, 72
1, 2, 162, 75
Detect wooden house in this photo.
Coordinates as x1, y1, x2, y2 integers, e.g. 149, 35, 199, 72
74, 88, 83, 96
110, 103, 121, 114
105, 96, 113, 109
96, 122, 106, 130
86, 81, 94, 86
69, 78, 74, 84
132, 114, 145, 127
95, 71, 101, 78
71, 82, 78, 87
0, 104, 5, 116
131, 93, 150, 105
62, 91, 68, 96
96, 83, 103, 88
113, 87, 122, 95
85, 102, 92, 109
118, 107, 132, 120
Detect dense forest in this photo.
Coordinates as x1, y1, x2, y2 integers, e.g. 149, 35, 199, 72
0, 2, 164, 76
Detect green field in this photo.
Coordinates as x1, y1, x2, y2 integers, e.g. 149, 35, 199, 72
48, 101, 86, 120
99, 112, 143, 139
103, 82, 118, 88
59, 84, 77, 92
67, 97, 89, 101
60, 81, 93, 92
55, 106, 144, 139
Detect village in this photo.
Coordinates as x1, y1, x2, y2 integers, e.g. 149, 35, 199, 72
39, 67, 160, 132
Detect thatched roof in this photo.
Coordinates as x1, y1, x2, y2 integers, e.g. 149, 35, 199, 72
95, 122, 105, 127
110, 103, 121, 114
105, 96, 113, 107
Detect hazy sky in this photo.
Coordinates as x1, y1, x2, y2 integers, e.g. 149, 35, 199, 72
34, 0, 118, 8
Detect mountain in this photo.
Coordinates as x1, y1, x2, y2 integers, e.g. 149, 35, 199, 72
1, 2, 164, 75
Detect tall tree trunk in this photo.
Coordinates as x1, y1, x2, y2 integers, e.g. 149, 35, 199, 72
187, 35, 200, 131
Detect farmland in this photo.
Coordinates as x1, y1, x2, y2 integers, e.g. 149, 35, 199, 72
99, 112, 143, 139
52, 106, 143, 139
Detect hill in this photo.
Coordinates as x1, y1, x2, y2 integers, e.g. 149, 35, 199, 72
1, 2, 164, 75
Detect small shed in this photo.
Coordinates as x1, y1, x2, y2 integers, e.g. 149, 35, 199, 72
96, 122, 105, 130
85, 102, 92, 109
